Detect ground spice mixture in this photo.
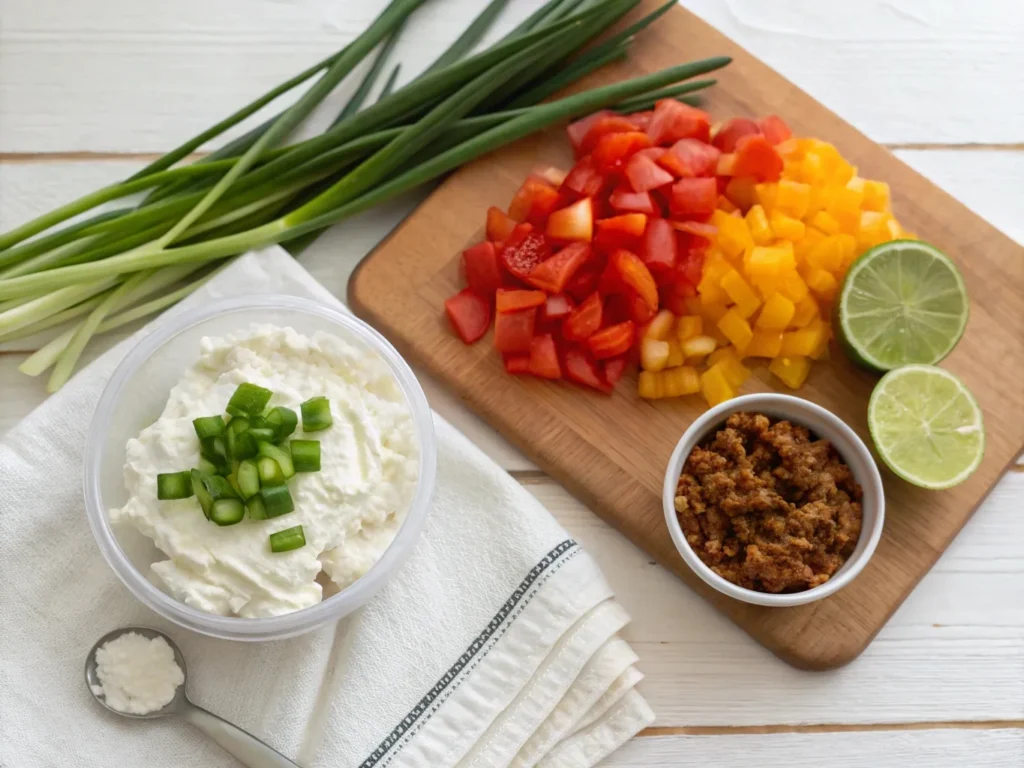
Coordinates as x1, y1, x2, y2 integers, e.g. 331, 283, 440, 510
675, 412, 863, 593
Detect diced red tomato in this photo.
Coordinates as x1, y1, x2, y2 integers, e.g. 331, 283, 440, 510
593, 131, 652, 171
611, 249, 658, 311
716, 153, 738, 176
626, 110, 654, 132
608, 187, 657, 214
711, 117, 761, 152
676, 238, 705, 285
494, 307, 536, 354
540, 294, 574, 323
642, 218, 677, 272
564, 266, 601, 303
500, 224, 551, 281
526, 242, 591, 294
528, 334, 561, 379
508, 175, 561, 224
669, 177, 718, 219
624, 152, 674, 192
602, 356, 627, 388
462, 241, 501, 297
758, 115, 792, 145
560, 155, 607, 200
486, 206, 517, 242
536, 165, 568, 187
671, 220, 718, 239
596, 214, 647, 242
579, 114, 640, 155
504, 354, 531, 374
587, 321, 635, 360
646, 99, 711, 145
495, 289, 546, 313
563, 292, 603, 341
563, 347, 609, 393
732, 134, 784, 181
546, 197, 594, 242
445, 289, 491, 344
567, 110, 615, 155
626, 292, 655, 324
658, 138, 721, 178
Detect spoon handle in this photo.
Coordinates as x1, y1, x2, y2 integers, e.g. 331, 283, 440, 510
182, 701, 301, 767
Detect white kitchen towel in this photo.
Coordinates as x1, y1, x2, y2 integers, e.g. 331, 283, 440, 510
0, 247, 653, 768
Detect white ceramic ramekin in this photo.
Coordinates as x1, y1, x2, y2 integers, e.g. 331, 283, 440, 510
84, 295, 437, 641
662, 393, 884, 607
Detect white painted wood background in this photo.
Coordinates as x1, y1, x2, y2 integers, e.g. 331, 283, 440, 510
1, 0, 1022, 764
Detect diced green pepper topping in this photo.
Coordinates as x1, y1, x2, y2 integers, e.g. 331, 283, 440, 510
290, 440, 321, 472
157, 470, 194, 500
300, 397, 332, 432
269, 525, 305, 552
225, 382, 273, 418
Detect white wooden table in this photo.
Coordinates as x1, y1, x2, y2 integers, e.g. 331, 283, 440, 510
2, 1, 1022, 764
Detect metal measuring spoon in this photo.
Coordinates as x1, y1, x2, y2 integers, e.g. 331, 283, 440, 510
86, 627, 299, 768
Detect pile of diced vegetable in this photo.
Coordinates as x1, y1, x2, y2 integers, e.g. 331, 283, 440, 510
445, 101, 911, 407
155, 383, 334, 553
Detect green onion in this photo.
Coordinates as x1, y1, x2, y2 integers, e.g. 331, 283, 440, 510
210, 498, 246, 526
226, 472, 243, 497
300, 397, 333, 432
248, 427, 277, 442
197, 457, 219, 476
225, 383, 273, 418
226, 416, 258, 459
290, 440, 321, 473
190, 469, 230, 518
257, 442, 295, 479
200, 435, 229, 466
264, 406, 298, 441
246, 495, 268, 521
269, 525, 306, 552
156, 471, 194, 500
193, 415, 226, 440
257, 456, 286, 487
236, 459, 261, 499
261, 485, 295, 518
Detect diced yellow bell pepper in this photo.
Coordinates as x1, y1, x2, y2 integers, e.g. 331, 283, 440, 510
747, 244, 796, 278
809, 319, 832, 360
720, 269, 761, 319
780, 317, 827, 356
681, 335, 718, 360
743, 330, 783, 358
717, 194, 739, 214
846, 176, 865, 194
638, 368, 700, 399
666, 340, 685, 368
745, 204, 774, 245
828, 186, 863, 233
768, 210, 805, 241
773, 179, 811, 219
809, 210, 841, 236
835, 233, 857, 269
698, 253, 732, 304
645, 309, 675, 341
684, 296, 703, 317
712, 209, 754, 260
755, 293, 796, 330
794, 227, 826, 263
700, 363, 736, 407
776, 138, 802, 159
769, 356, 812, 389
805, 267, 838, 300
789, 295, 819, 328
676, 315, 703, 342
707, 347, 751, 388
776, 270, 810, 303
857, 210, 893, 251
797, 152, 825, 186
717, 309, 754, 353
641, 338, 670, 372
862, 179, 891, 212
754, 182, 778, 213
725, 177, 758, 212
806, 235, 845, 273
829, 157, 856, 186
708, 326, 731, 348
637, 371, 661, 399
698, 300, 729, 326
805, 184, 837, 218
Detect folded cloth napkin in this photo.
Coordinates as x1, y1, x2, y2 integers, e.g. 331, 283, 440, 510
0, 247, 653, 768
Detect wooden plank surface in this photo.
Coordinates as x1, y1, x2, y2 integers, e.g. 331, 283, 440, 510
349, 0, 1024, 669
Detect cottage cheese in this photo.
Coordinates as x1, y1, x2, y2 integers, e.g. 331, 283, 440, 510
92, 632, 184, 715
111, 324, 420, 618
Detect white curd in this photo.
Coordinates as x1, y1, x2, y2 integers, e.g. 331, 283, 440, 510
92, 632, 184, 715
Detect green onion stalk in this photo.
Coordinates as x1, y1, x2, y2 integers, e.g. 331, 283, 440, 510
0, 0, 730, 389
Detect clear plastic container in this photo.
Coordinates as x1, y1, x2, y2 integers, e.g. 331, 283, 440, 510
84, 295, 437, 641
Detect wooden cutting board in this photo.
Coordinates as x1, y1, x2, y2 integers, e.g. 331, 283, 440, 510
350, 0, 1024, 669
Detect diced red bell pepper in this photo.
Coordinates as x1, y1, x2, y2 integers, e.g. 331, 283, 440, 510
500, 224, 551, 281
567, 110, 615, 155
546, 197, 594, 242
676, 237, 705, 285
671, 220, 718, 239
608, 187, 657, 215
711, 117, 761, 153
563, 346, 610, 393
528, 334, 561, 379
564, 266, 601, 303
602, 356, 627, 388
494, 307, 536, 354
504, 354, 531, 375
669, 177, 718, 219
596, 213, 647, 244
657, 138, 721, 178
462, 241, 502, 297
540, 293, 574, 323
535, 165, 568, 187
563, 292, 603, 341
624, 152, 674, 193
716, 153, 737, 176
445, 289, 492, 344
526, 241, 591, 294
732, 134, 784, 182
593, 131, 652, 171
507, 175, 561, 224
642, 217, 677, 272
626, 110, 654, 132
560, 155, 607, 200
758, 115, 792, 145
626, 291, 655, 324
611, 249, 658, 312
486, 206, 517, 242
587, 320, 635, 360
579, 114, 641, 155
646, 99, 711, 146
495, 288, 546, 313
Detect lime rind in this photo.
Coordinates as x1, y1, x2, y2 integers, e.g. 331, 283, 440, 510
838, 240, 969, 372
868, 365, 984, 490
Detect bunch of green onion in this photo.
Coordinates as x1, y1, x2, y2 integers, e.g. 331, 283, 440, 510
0, 0, 730, 392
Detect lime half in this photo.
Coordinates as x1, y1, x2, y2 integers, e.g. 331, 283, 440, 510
868, 365, 984, 490
838, 240, 969, 371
